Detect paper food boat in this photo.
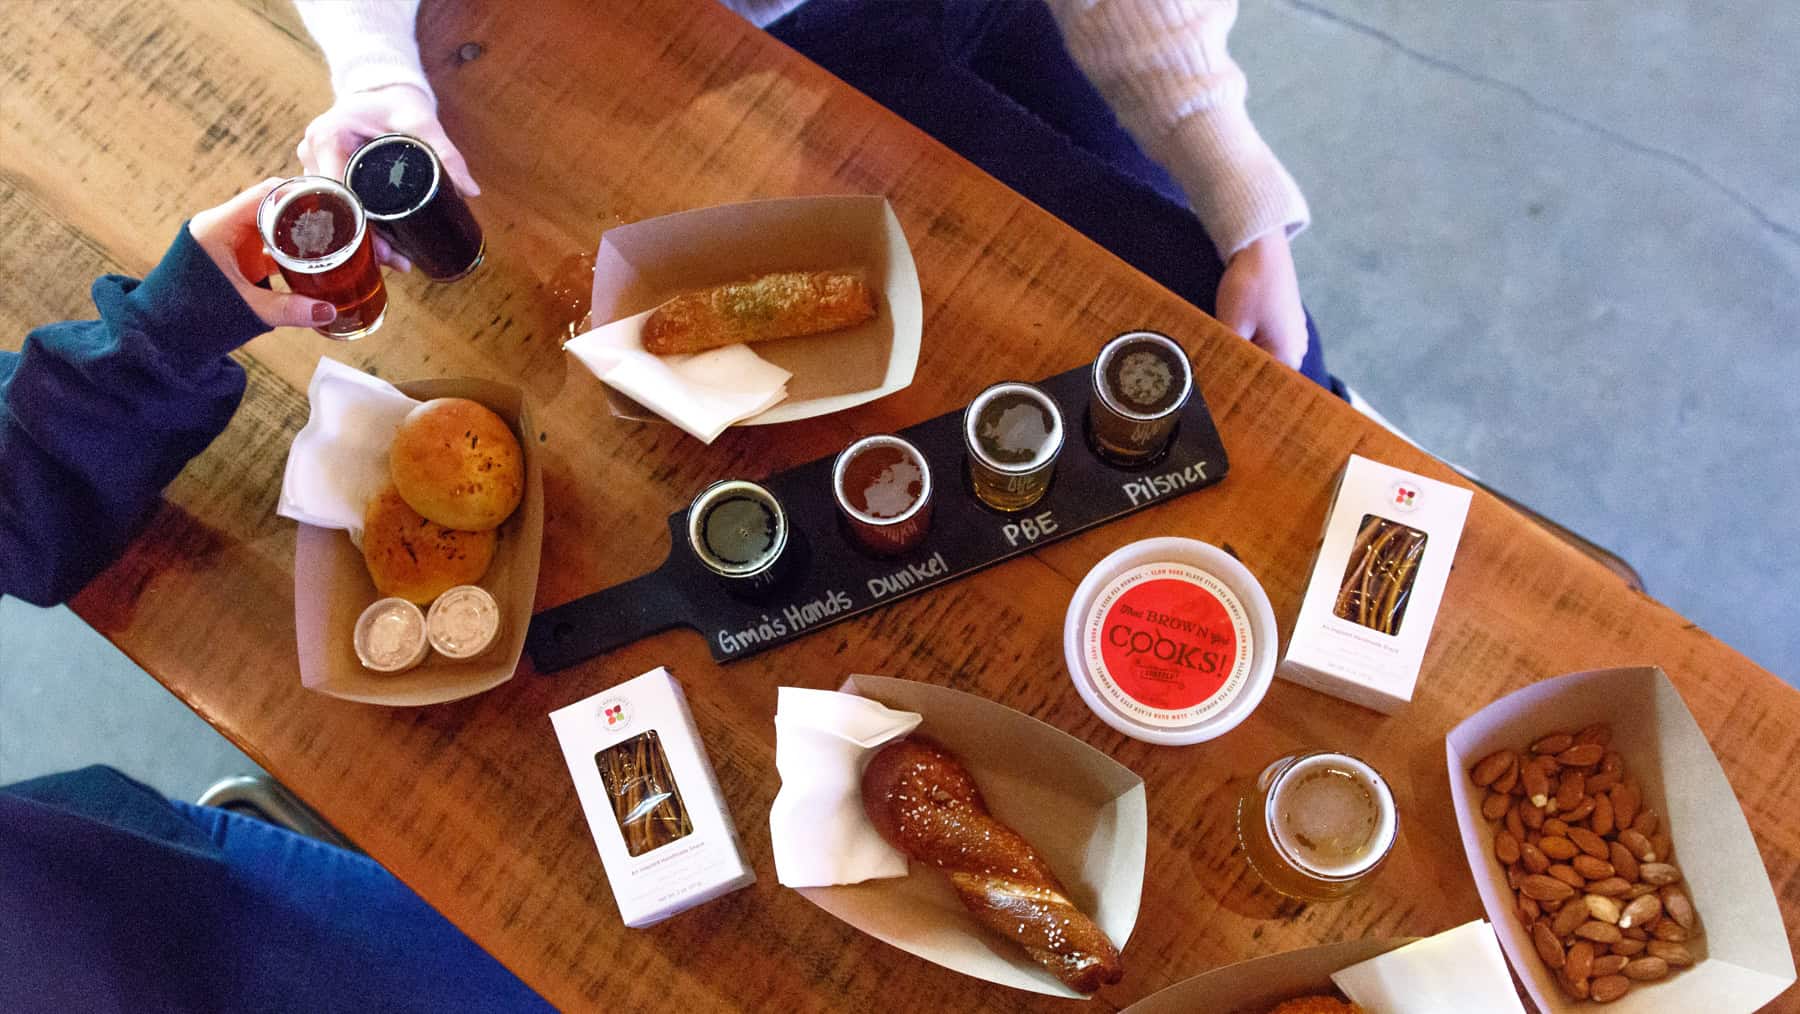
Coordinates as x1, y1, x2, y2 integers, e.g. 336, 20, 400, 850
795, 674, 1146, 999
583, 194, 922, 426
1446, 666, 1795, 1012
1121, 938, 1414, 1013
293, 377, 545, 706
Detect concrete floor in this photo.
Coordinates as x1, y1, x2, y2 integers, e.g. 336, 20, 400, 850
2, 0, 1795, 798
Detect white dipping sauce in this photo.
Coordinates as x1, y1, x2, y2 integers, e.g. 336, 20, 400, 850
426, 585, 501, 659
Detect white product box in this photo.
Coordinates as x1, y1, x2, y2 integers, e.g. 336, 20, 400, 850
550, 667, 755, 927
1281, 455, 1472, 713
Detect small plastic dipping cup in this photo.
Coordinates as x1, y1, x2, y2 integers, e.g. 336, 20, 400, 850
963, 381, 1064, 512
256, 176, 388, 339
426, 585, 501, 659
354, 598, 429, 673
687, 479, 791, 594
1088, 330, 1194, 465
1235, 750, 1398, 901
832, 435, 933, 556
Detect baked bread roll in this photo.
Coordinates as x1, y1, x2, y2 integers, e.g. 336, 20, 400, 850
861, 738, 1124, 993
1268, 998, 1364, 1014
389, 398, 523, 531
361, 484, 496, 604
641, 269, 876, 355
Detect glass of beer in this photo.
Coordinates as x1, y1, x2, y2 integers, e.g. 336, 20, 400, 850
964, 381, 1064, 511
257, 176, 387, 339
833, 435, 933, 556
1236, 751, 1398, 901
344, 133, 485, 282
1088, 330, 1193, 465
686, 479, 792, 594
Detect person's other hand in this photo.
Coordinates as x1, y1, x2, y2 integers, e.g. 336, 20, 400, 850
1215, 231, 1308, 370
295, 84, 480, 271
188, 178, 338, 330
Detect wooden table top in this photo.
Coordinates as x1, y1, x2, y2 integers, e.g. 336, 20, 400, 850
4, 1, 1796, 1010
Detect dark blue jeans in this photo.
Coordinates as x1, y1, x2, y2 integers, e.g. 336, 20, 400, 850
1, 766, 551, 1013
768, 0, 1339, 392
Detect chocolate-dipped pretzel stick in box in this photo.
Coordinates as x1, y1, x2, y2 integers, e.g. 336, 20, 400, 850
1281, 454, 1472, 713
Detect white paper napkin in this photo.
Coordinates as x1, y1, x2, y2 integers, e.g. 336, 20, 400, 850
1331, 920, 1528, 1013
768, 687, 924, 888
277, 357, 420, 537
564, 308, 791, 444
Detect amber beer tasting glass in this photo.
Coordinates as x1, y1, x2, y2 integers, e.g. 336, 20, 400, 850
344, 133, 485, 282
257, 176, 387, 339
1235, 751, 1398, 901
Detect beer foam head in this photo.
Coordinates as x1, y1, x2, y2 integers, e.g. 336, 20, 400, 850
964, 381, 1064, 472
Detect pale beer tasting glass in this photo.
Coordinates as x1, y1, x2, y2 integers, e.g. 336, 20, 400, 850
1236, 751, 1399, 901
963, 381, 1065, 511
1087, 330, 1194, 465
256, 176, 388, 339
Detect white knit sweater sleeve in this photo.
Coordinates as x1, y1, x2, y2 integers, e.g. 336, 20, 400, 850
294, 0, 432, 100
1046, 0, 1309, 260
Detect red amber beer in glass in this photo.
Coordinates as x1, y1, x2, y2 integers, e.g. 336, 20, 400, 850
257, 176, 387, 339
344, 133, 485, 282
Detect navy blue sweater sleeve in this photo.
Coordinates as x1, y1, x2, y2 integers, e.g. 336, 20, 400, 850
0, 225, 270, 606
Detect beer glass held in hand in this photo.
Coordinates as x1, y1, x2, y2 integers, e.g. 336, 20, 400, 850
257, 176, 388, 339
345, 133, 484, 282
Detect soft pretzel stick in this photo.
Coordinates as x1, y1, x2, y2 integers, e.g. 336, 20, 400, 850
641, 270, 876, 355
861, 738, 1124, 993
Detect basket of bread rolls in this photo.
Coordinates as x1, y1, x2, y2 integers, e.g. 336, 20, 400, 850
293, 377, 544, 706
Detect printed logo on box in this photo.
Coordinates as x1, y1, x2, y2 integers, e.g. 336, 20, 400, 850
599, 697, 632, 731
1389, 481, 1421, 513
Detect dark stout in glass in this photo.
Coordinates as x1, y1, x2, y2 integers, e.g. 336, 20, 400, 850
345, 133, 484, 282
257, 177, 387, 339
687, 480, 791, 592
1089, 330, 1193, 464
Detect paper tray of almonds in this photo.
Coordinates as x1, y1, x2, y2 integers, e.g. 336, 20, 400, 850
1445, 666, 1794, 1011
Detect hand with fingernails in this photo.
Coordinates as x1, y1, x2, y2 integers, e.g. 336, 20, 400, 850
1215, 231, 1309, 370
187, 179, 341, 329
295, 83, 480, 273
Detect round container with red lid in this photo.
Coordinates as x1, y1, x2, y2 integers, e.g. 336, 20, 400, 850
1062, 537, 1277, 745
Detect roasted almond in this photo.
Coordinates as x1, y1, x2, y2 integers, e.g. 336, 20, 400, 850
1651, 919, 1689, 942
1533, 732, 1574, 755
1558, 968, 1591, 1000
1556, 770, 1586, 811
1592, 954, 1629, 976
1482, 790, 1512, 821
1624, 956, 1670, 981
1584, 893, 1622, 924
1600, 749, 1623, 775
1661, 886, 1697, 931
1573, 855, 1615, 881
1533, 921, 1566, 969
1493, 759, 1520, 795
1651, 829, 1673, 862
1639, 862, 1682, 886
1557, 743, 1606, 767
1587, 876, 1632, 897
1608, 842, 1640, 882
1495, 830, 1522, 866
1566, 939, 1595, 982
1549, 864, 1586, 889
1553, 898, 1590, 937
1575, 723, 1613, 747
1472, 749, 1515, 786
1632, 809, 1660, 836
1585, 769, 1620, 794
1611, 783, 1640, 828
1591, 792, 1616, 836
1618, 828, 1655, 862
1561, 797, 1596, 823
1521, 802, 1546, 830
1523, 762, 1552, 807
1619, 893, 1662, 929
1575, 920, 1623, 944
1624, 882, 1660, 900
1612, 936, 1647, 956
1518, 894, 1542, 923
1523, 874, 1576, 902
1540, 835, 1579, 861
1623, 924, 1649, 941
1647, 940, 1694, 967
1591, 974, 1631, 1002
1521, 842, 1552, 874
1506, 804, 1526, 841
1569, 827, 1609, 860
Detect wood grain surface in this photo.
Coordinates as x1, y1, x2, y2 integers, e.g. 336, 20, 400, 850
3, 1, 1796, 1010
